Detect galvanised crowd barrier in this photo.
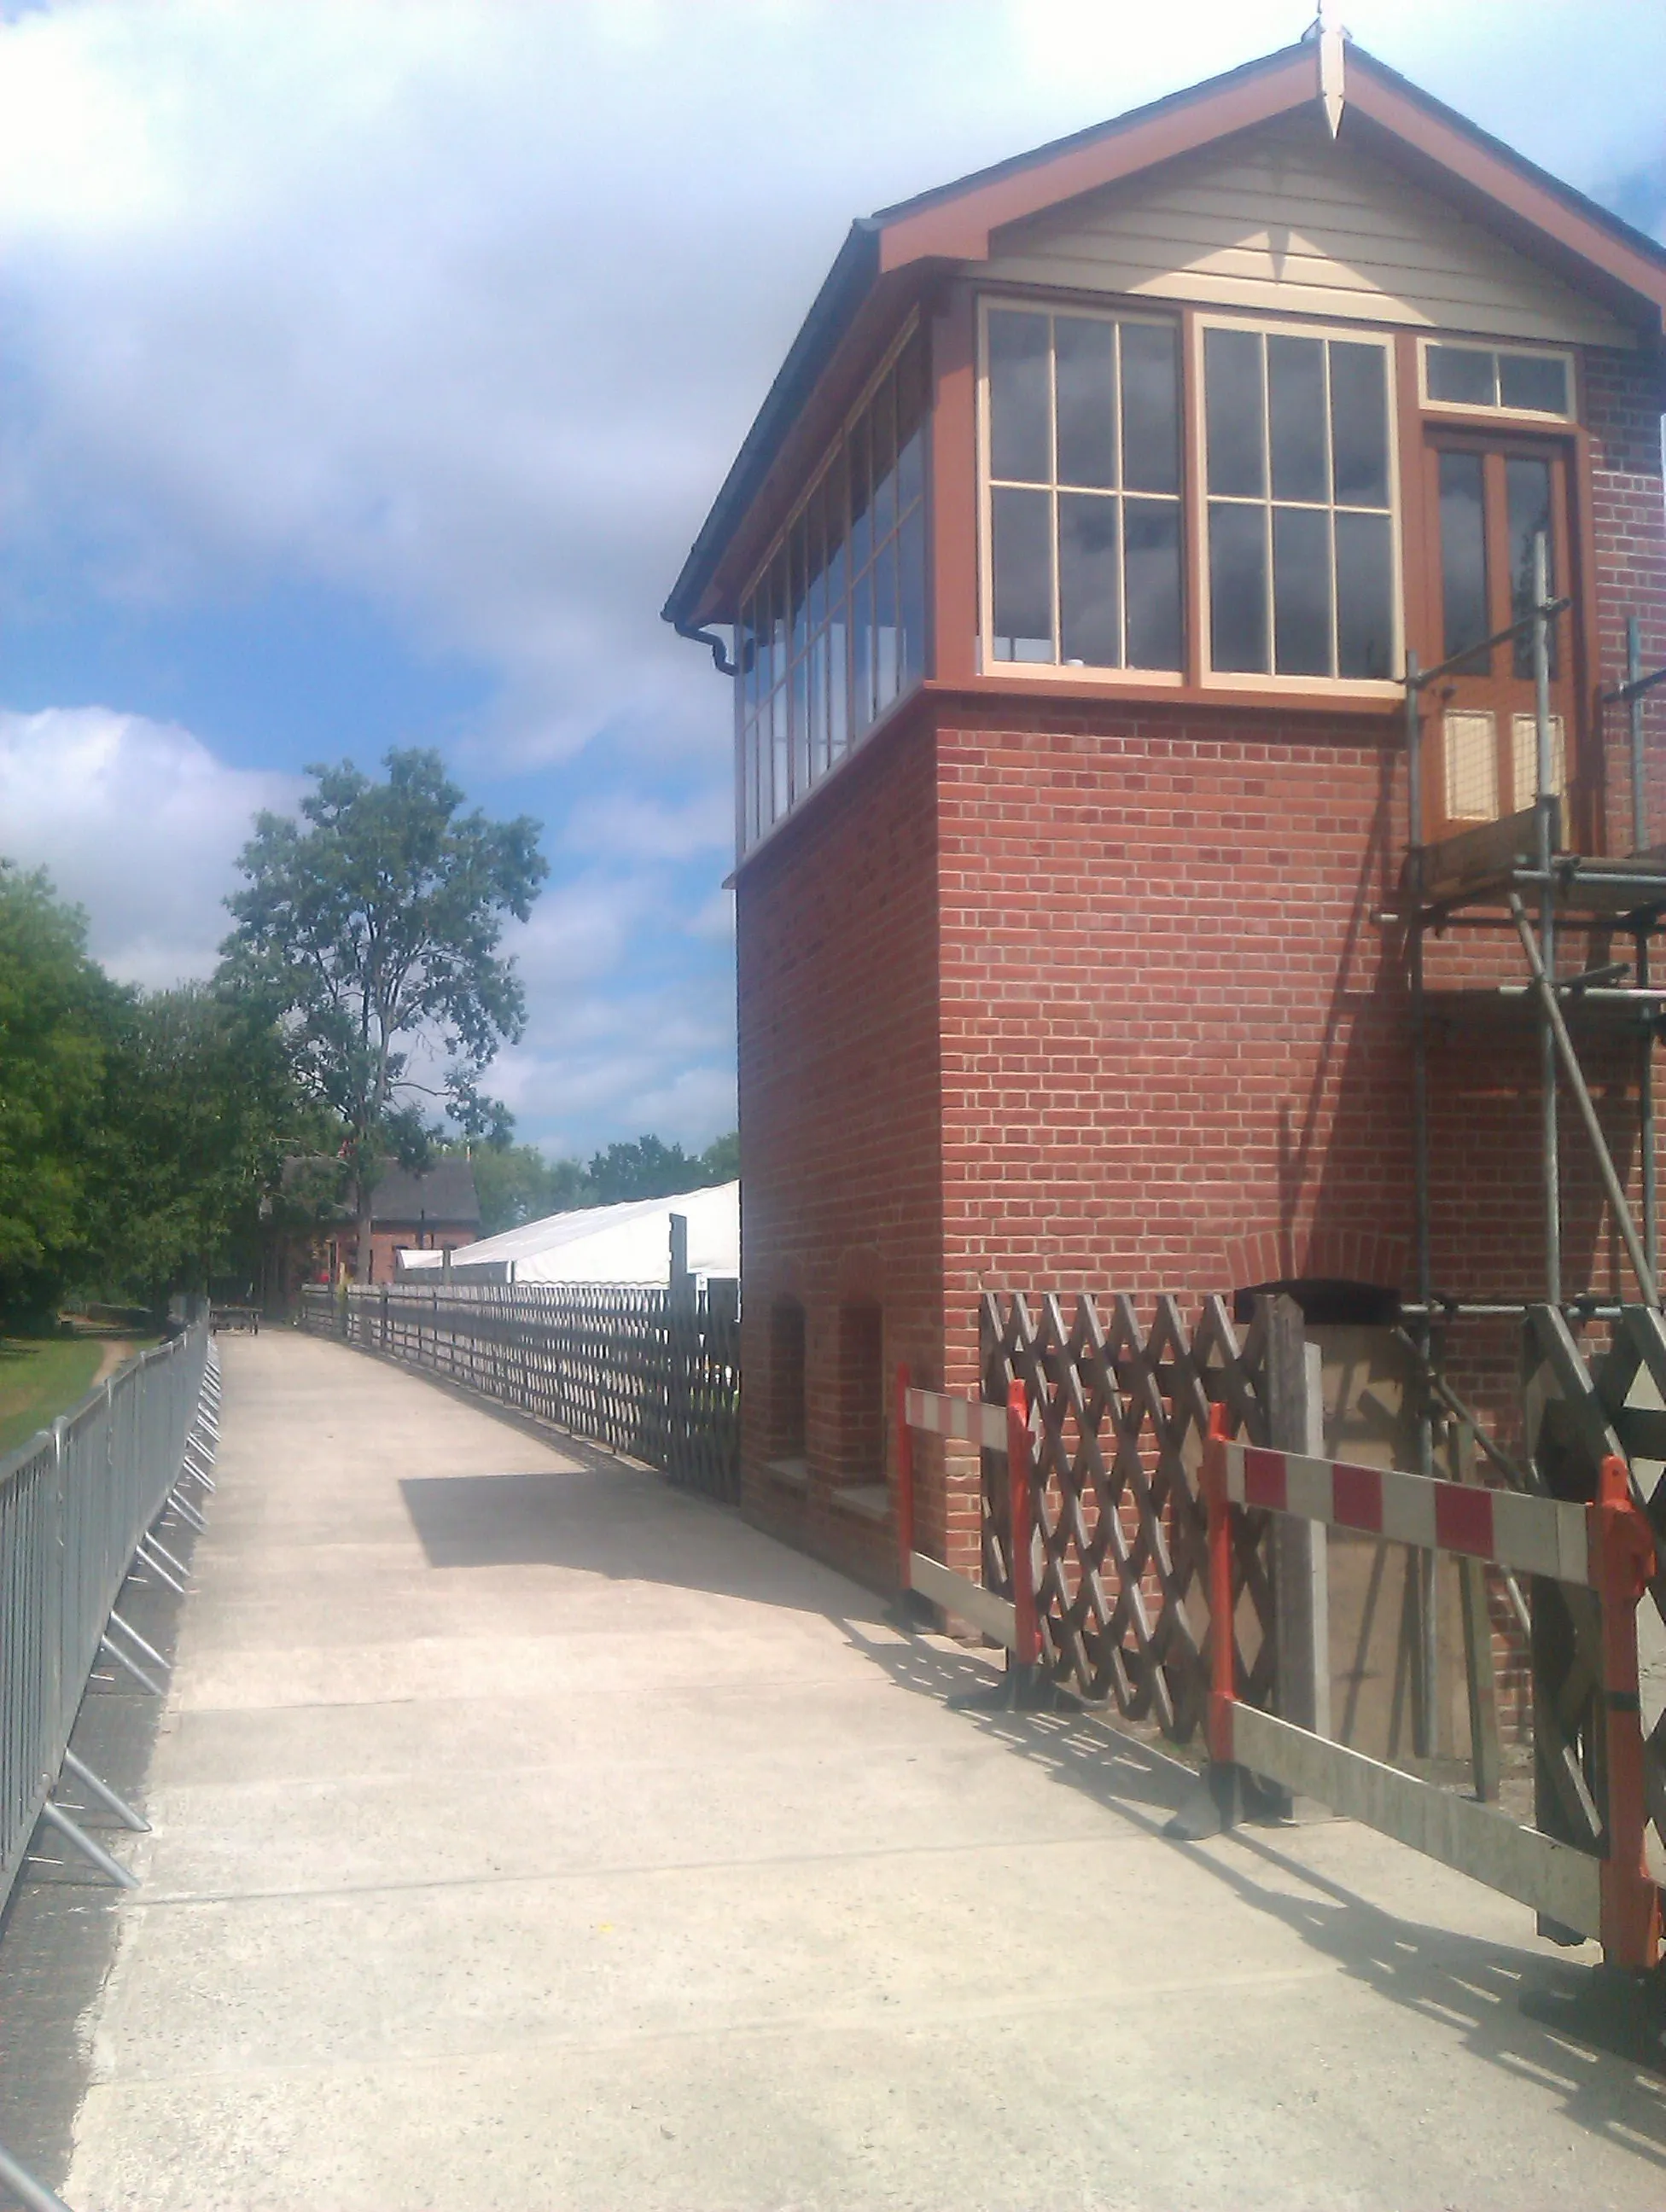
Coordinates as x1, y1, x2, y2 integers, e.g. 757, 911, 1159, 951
0, 1320, 220, 2212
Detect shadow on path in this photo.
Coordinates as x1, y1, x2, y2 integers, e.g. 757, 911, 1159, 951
846, 1615, 1666, 2173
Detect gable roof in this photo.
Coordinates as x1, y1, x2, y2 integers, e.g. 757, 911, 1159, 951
370, 1157, 481, 1226
663, 37, 1666, 632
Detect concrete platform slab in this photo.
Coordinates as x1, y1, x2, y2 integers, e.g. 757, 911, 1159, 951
14, 1331, 1666, 2209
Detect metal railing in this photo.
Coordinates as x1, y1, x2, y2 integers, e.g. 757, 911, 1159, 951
298, 1279, 742, 1501
1, 1323, 215, 1920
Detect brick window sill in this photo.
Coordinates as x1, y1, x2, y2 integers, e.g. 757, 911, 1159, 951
830, 1481, 890, 1525
765, 1456, 810, 1494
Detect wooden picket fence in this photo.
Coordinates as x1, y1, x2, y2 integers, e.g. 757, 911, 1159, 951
298, 1279, 741, 1502
981, 1290, 1276, 1744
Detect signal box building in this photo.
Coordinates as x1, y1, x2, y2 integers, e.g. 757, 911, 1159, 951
665, 36, 1666, 1592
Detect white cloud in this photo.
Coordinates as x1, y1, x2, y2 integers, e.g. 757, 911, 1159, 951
0, 704, 296, 987
4, 0, 1657, 780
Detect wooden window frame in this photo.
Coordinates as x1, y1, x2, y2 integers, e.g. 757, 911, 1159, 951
974, 294, 1186, 688
734, 314, 929, 862
1417, 336, 1576, 427
1191, 311, 1404, 699
971, 293, 1407, 703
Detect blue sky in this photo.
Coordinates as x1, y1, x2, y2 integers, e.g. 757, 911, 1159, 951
2, 0, 1662, 1160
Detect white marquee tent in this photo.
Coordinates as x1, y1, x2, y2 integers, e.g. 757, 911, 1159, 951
397, 1180, 739, 1287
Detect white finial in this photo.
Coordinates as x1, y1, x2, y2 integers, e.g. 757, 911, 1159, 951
1314, 0, 1346, 137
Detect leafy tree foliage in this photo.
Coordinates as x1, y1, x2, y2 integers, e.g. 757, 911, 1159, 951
86, 985, 327, 1306
459, 1129, 739, 1231
0, 864, 110, 1325
218, 749, 546, 1280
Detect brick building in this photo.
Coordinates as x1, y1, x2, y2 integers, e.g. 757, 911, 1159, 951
277, 1156, 481, 1299
664, 37, 1666, 1594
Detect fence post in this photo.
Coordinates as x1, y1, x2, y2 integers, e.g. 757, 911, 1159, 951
894, 1365, 914, 1592
1591, 1453, 1661, 1971
1006, 1380, 1040, 1689
667, 1215, 693, 1484
1262, 1293, 1329, 1742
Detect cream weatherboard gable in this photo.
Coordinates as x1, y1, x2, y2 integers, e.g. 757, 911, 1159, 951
979, 114, 1633, 349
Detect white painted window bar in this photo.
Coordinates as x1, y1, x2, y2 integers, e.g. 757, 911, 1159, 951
1201, 1406, 1660, 1973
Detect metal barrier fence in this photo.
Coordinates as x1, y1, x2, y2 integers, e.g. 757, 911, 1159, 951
297, 1280, 742, 1501
0, 1321, 220, 2212
1, 1321, 214, 1918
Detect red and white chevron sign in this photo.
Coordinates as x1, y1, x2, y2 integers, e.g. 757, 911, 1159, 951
1210, 1439, 1592, 1586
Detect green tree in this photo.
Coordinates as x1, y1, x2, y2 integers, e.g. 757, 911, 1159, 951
218, 749, 546, 1282
0, 864, 109, 1325
86, 984, 321, 1306
585, 1132, 738, 1204
463, 1141, 591, 1234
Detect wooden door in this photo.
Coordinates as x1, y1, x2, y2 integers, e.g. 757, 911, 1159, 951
1421, 434, 1576, 845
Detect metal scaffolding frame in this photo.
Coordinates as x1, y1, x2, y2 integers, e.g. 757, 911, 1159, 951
1389, 547, 1666, 1757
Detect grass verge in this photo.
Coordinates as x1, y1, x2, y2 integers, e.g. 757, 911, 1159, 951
0, 1337, 108, 1458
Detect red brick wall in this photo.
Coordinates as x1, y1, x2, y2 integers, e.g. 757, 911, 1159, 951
735, 705, 945, 1584
1586, 346, 1666, 853
734, 347, 1666, 1592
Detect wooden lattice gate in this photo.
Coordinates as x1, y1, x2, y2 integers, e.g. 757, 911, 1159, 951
981, 1292, 1276, 1743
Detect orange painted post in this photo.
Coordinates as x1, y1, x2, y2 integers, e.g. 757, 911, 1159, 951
1007, 1380, 1040, 1673
894, 1364, 915, 1595
1589, 1452, 1661, 1971
1203, 1401, 1236, 1767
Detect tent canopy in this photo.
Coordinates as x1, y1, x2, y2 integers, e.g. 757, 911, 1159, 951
397, 1180, 739, 1287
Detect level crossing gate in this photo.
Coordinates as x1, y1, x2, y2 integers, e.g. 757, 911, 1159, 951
894, 1367, 1662, 1978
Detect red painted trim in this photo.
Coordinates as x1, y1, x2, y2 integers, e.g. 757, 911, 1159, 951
1431, 1482, 1494, 1559
1331, 1462, 1383, 1534
1007, 1382, 1040, 1668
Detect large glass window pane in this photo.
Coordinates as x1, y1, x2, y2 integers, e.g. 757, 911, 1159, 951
1427, 344, 1495, 406
1335, 511, 1394, 679
742, 719, 757, 847
768, 550, 789, 678
1054, 317, 1116, 489
991, 486, 1052, 661
1124, 499, 1182, 670
987, 310, 1051, 483
897, 503, 926, 694
1500, 352, 1568, 416
870, 373, 897, 547
789, 515, 808, 658
871, 538, 899, 714
824, 448, 848, 613
741, 595, 760, 715
1329, 342, 1389, 509
805, 485, 825, 633
1057, 492, 1120, 667
1439, 451, 1489, 671
770, 687, 789, 824
1204, 327, 1265, 498
828, 600, 849, 759
848, 415, 871, 577
1209, 501, 1268, 672
792, 652, 811, 800
895, 331, 926, 513
850, 568, 874, 736
809, 632, 828, 774
1506, 456, 1558, 680
1273, 506, 1332, 675
1268, 335, 1327, 504
1121, 322, 1179, 494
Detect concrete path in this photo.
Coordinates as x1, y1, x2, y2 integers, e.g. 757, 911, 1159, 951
57, 1332, 1666, 2209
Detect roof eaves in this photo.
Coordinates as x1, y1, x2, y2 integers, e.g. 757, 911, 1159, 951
867, 38, 1309, 229
1345, 44, 1666, 292
662, 219, 882, 629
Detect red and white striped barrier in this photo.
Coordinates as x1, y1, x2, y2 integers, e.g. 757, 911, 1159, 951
894, 1371, 1040, 1668
1216, 1440, 1591, 1585
1202, 1412, 1660, 1972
